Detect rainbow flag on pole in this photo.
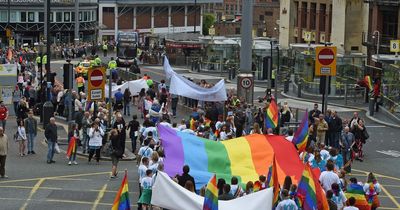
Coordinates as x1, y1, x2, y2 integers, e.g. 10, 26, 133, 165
66, 137, 77, 159
365, 75, 373, 91
112, 171, 130, 210
345, 183, 370, 210
269, 155, 280, 207
292, 110, 309, 152
203, 174, 218, 210
297, 164, 318, 210
265, 98, 279, 129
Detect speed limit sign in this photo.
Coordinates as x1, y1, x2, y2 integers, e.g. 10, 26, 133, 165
240, 77, 253, 89
390, 40, 400, 53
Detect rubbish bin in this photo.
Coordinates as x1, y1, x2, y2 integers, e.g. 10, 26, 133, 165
284, 79, 290, 93
42, 101, 54, 129
297, 82, 302, 98
369, 97, 375, 116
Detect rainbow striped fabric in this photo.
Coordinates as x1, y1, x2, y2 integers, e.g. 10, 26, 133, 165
297, 164, 318, 210
112, 171, 130, 210
203, 174, 219, 210
345, 183, 370, 210
265, 99, 279, 129
190, 118, 196, 130
292, 111, 309, 152
365, 75, 373, 91
270, 155, 279, 207
66, 137, 76, 159
158, 125, 305, 189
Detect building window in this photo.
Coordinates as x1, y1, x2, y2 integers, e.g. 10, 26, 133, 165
64, 12, 70, 22
382, 10, 398, 40
50, 12, 53, 22
92, 10, 95, 21
235, 27, 240, 34
83, 11, 88, 21
79, 12, 82, 21
265, 11, 273, 16
21, 12, 26, 22
310, 3, 316, 30
71, 12, 75, 21
10, 11, 16, 22
87, 11, 91, 21
259, 15, 264, 21
0, 11, 7, 22
56, 12, 62, 22
39, 12, 44, 22
319, 4, 326, 31
28, 12, 35, 22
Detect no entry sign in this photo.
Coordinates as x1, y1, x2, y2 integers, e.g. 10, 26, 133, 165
88, 67, 106, 101
315, 46, 337, 76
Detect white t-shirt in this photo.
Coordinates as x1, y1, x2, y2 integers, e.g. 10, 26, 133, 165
219, 131, 228, 140
138, 146, 153, 158
276, 199, 298, 210
138, 164, 148, 183
285, 136, 293, 142
320, 149, 331, 160
160, 122, 172, 128
319, 171, 340, 192
143, 126, 159, 142
141, 176, 153, 189
177, 124, 187, 131
332, 191, 347, 209
344, 207, 359, 210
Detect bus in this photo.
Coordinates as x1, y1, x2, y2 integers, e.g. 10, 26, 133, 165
116, 31, 138, 67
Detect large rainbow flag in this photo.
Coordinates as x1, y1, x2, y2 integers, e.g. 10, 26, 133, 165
66, 137, 77, 159
292, 110, 309, 152
345, 183, 370, 210
158, 125, 304, 189
112, 171, 130, 210
265, 98, 279, 129
203, 174, 218, 210
298, 164, 328, 210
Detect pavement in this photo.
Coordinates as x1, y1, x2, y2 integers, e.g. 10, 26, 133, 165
0, 54, 398, 209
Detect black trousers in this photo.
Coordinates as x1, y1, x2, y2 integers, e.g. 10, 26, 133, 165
0, 155, 6, 177
88, 148, 101, 162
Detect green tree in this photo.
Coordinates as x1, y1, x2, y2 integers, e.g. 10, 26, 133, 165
203, 13, 216, 35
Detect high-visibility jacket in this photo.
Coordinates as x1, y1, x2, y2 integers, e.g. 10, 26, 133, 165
108, 60, 117, 69
36, 56, 41, 64
76, 76, 85, 87
272, 69, 276, 80
89, 59, 96, 67
95, 57, 101, 66
42, 55, 47, 65
103, 44, 108, 50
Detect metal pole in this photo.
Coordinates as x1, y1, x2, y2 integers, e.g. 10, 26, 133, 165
274, 46, 279, 101
194, 0, 197, 33
74, 0, 79, 45
240, 0, 253, 72
323, 76, 329, 113
269, 41, 273, 89
45, 0, 51, 82
108, 69, 113, 129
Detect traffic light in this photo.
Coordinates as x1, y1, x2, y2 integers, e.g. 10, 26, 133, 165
63, 63, 73, 89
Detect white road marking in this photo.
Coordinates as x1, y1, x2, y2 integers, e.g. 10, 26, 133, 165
365, 125, 386, 128
376, 150, 400, 158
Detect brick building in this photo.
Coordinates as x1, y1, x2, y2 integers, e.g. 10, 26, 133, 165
204, 0, 280, 38
98, 0, 222, 42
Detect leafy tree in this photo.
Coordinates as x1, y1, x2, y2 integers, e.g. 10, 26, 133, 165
203, 13, 216, 35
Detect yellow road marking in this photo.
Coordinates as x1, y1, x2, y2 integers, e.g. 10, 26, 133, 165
47, 178, 89, 181
92, 184, 108, 210
379, 195, 400, 199
46, 198, 112, 206
0, 185, 62, 190
379, 207, 400, 210
20, 178, 45, 210
381, 185, 400, 209
0, 171, 110, 184
382, 184, 400, 188
353, 169, 400, 181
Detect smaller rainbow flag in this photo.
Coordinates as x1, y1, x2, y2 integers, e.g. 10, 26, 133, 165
268, 155, 279, 207
203, 174, 218, 210
265, 98, 279, 129
365, 75, 373, 91
190, 118, 196, 130
66, 137, 77, 159
292, 110, 309, 152
297, 164, 318, 210
112, 171, 131, 210
345, 183, 370, 210
204, 118, 212, 127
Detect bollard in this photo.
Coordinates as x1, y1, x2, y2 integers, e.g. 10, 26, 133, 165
284, 79, 289, 93
42, 101, 54, 129
297, 82, 302, 98
369, 97, 375, 116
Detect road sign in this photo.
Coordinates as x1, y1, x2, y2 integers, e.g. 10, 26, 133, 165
315, 46, 337, 76
88, 67, 105, 101
390, 40, 400, 53
209, 27, 215, 36
240, 77, 253, 89
304, 31, 312, 42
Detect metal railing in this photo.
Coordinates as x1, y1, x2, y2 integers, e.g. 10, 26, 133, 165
381, 95, 400, 118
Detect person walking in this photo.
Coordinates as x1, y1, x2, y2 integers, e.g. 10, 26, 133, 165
0, 101, 8, 131
17, 120, 27, 156
113, 114, 126, 156
110, 129, 123, 178
67, 123, 79, 165
171, 94, 178, 118
127, 115, 140, 153
81, 111, 92, 154
364, 172, 381, 210
352, 119, 367, 161
76, 74, 85, 94
45, 117, 58, 164
340, 126, 355, 173
123, 88, 132, 116
88, 120, 104, 164
315, 114, 328, 145
24, 110, 37, 155
276, 189, 298, 210
0, 127, 8, 178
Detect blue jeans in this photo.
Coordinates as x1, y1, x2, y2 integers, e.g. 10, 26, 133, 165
124, 102, 130, 115
82, 132, 89, 152
0, 120, 5, 130
27, 133, 36, 152
47, 141, 56, 161
131, 135, 137, 153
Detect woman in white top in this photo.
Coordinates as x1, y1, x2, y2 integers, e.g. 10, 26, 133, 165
363, 172, 381, 210
17, 120, 27, 156
250, 122, 262, 134
88, 120, 104, 164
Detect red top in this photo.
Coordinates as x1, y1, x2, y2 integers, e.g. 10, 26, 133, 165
0, 106, 8, 120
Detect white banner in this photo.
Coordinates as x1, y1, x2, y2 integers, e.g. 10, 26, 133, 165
105, 79, 148, 98
151, 171, 273, 210
164, 57, 228, 102
0, 64, 17, 77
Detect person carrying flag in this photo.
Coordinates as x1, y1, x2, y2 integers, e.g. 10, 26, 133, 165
67, 123, 79, 165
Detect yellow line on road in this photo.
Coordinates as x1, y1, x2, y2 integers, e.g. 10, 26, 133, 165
46, 198, 112, 206
0, 171, 110, 184
0, 185, 62, 190
48, 177, 89, 181
352, 169, 400, 181
92, 184, 108, 210
382, 184, 400, 188
20, 178, 45, 210
381, 185, 400, 209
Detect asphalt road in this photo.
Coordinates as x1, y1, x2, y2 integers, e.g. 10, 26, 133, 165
1, 55, 396, 209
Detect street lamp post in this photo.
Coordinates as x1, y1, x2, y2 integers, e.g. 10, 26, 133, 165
194, 0, 197, 33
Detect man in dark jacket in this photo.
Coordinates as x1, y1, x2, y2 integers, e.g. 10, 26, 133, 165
218, 184, 235, 200
329, 111, 342, 149
176, 165, 196, 192
45, 117, 58, 164
24, 111, 37, 154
